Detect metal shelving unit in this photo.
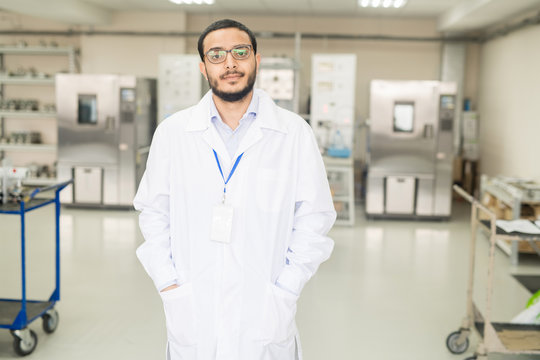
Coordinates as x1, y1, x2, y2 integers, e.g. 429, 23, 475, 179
324, 156, 355, 226
0, 46, 76, 186
446, 185, 540, 360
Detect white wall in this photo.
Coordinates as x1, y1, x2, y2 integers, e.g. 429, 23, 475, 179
478, 25, 540, 180
81, 11, 187, 76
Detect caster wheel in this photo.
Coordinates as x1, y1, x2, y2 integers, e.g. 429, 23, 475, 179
42, 308, 59, 334
446, 330, 469, 354
12, 329, 38, 356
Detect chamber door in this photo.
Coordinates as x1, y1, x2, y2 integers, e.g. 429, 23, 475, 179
57, 74, 120, 165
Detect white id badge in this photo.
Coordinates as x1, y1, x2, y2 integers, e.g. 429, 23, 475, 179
210, 204, 234, 243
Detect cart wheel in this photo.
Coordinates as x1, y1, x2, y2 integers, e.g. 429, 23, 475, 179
12, 329, 38, 356
42, 308, 59, 334
446, 330, 469, 354
464, 357, 476, 360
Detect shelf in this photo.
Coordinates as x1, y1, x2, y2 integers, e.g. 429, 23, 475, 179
0, 77, 55, 85
324, 156, 354, 167
0, 144, 56, 152
0, 111, 56, 118
0, 46, 75, 56
332, 195, 350, 202
22, 177, 58, 186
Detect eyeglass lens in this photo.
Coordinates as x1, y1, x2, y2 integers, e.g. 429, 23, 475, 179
206, 46, 251, 63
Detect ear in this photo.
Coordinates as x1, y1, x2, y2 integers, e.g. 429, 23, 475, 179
199, 61, 208, 80
255, 53, 261, 73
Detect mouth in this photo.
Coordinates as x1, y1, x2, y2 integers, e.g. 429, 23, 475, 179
221, 72, 244, 81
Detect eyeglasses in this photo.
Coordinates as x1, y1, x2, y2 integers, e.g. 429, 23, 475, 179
205, 45, 252, 64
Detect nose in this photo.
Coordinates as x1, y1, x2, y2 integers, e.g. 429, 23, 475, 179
224, 53, 238, 69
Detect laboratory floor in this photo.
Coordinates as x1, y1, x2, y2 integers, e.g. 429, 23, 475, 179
0, 201, 539, 359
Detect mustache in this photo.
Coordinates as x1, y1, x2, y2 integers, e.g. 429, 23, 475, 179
220, 70, 244, 79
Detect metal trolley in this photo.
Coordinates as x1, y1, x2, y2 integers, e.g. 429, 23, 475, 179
446, 185, 540, 360
0, 180, 72, 356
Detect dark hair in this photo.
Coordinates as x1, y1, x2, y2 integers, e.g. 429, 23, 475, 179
197, 19, 257, 61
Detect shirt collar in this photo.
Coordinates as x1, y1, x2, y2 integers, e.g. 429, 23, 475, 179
210, 91, 259, 129
186, 89, 288, 134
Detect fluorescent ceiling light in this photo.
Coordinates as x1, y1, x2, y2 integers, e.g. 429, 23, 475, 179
358, 0, 407, 8
169, 0, 214, 4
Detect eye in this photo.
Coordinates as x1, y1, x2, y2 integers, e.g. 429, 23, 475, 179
207, 50, 225, 60
233, 48, 249, 58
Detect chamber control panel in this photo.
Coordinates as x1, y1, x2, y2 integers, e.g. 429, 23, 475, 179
439, 95, 455, 132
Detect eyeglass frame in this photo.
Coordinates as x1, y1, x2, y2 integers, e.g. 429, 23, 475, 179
204, 44, 253, 64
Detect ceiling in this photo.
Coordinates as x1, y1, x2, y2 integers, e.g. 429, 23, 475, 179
1, 0, 540, 33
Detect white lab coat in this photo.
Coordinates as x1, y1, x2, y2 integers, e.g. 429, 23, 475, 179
134, 89, 336, 360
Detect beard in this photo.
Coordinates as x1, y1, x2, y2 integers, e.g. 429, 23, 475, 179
207, 68, 257, 103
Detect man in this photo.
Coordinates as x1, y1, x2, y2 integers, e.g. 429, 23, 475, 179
134, 19, 336, 360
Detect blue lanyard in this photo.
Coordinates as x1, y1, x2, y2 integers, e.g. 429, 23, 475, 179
213, 149, 244, 203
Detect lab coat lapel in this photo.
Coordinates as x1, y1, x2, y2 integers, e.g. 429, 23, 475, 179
234, 90, 287, 157
202, 125, 231, 166
187, 91, 232, 166
235, 122, 263, 158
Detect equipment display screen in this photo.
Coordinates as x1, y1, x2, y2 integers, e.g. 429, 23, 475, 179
121, 88, 136, 102
440, 95, 455, 109
393, 102, 414, 133
78, 94, 97, 125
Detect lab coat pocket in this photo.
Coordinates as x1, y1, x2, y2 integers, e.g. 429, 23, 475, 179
260, 283, 299, 343
160, 283, 197, 346
256, 169, 289, 213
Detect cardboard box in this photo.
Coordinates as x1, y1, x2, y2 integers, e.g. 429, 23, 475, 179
532, 205, 540, 220
453, 156, 463, 182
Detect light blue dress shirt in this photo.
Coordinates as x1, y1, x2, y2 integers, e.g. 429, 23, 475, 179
210, 92, 258, 159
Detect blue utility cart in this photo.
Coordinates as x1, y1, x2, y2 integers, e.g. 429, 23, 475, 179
0, 180, 72, 356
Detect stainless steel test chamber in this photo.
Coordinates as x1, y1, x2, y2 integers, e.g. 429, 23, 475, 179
56, 74, 156, 207
366, 80, 456, 219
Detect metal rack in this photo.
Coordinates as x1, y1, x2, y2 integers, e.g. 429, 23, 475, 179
0, 180, 72, 356
324, 156, 355, 226
0, 46, 77, 187
480, 175, 540, 265
445, 185, 540, 360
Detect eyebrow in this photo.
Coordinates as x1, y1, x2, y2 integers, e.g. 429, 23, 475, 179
207, 44, 251, 52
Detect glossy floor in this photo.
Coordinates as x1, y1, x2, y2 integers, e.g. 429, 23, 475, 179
0, 202, 539, 359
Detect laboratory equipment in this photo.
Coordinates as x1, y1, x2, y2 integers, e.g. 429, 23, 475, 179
158, 54, 204, 123
255, 57, 298, 112
0, 160, 28, 204
310, 54, 356, 156
56, 74, 156, 207
366, 80, 456, 219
